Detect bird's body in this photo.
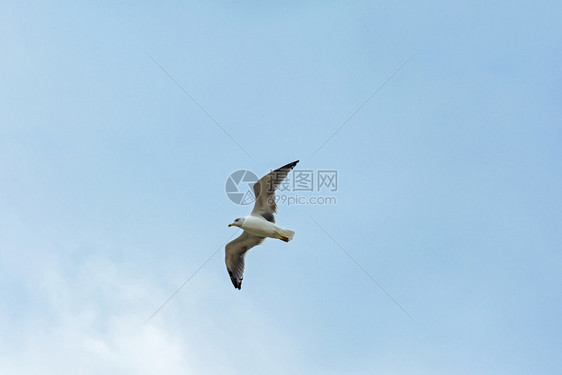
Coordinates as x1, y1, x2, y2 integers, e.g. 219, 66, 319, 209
238, 214, 294, 241
225, 160, 299, 289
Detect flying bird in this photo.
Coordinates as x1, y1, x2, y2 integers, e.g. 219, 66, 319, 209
226, 160, 299, 289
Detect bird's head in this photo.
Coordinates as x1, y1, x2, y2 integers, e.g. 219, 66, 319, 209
228, 217, 244, 228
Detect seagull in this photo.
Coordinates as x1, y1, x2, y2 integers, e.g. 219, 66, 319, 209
225, 160, 299, 289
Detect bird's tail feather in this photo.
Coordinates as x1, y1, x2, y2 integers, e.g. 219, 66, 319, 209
278, 228, 295, 241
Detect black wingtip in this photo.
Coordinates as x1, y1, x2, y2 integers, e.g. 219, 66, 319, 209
282, 160, 299, 170
230, 279, 242, 290
233, 280, 242, 290
229, 272, 242, 290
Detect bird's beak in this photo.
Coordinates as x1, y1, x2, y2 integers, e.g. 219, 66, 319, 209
228, 223, 234, 227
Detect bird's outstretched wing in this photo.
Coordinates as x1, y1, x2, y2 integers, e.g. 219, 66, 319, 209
251, 160, 299, 223
225, 231, 265, 289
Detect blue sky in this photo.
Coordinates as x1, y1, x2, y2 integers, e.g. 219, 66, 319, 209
1, 1, 561, 374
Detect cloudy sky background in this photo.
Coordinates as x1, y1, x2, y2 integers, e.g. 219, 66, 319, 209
1, 1, 561, 374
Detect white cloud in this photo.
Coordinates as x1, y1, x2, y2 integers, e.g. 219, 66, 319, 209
0, 247, 305, 374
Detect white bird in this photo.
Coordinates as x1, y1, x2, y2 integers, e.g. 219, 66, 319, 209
226, 160, 298, 289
